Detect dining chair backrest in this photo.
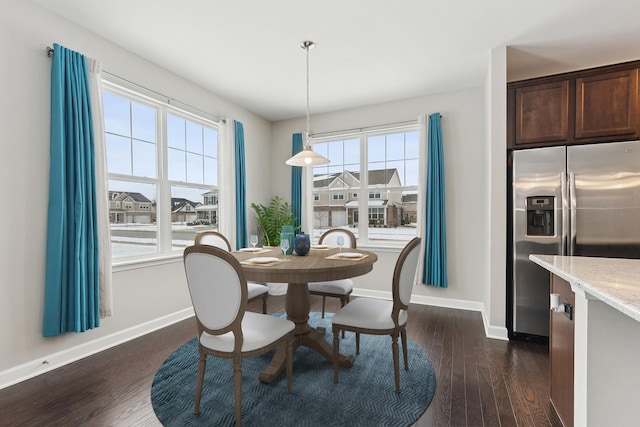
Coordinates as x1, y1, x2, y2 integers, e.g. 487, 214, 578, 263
392, 237, 422, 309
319, 228, 356, 249
183, 245, 247, 333
195, 230, 232, 252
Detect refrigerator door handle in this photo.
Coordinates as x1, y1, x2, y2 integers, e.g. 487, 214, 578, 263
569, 172, 577, 256
561, 172, 568, 256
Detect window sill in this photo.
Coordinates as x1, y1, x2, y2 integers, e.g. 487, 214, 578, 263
112, 252, 182, 272
356, 242, 407, 253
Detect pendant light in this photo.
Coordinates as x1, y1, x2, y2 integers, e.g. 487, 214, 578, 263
286, 41, 330, 167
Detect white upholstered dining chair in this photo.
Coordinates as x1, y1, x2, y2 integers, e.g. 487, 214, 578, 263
195, 231, 269, 314
308, 228, 357, 318
183, 245, 294, 426
331, 237, 422, 393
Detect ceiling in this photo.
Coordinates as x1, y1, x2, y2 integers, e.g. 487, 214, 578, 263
32, 0, 640, 121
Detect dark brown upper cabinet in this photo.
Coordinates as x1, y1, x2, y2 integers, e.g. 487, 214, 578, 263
515, 81, 569, 146
575, 69, 639, 139
508, 60, 640, 149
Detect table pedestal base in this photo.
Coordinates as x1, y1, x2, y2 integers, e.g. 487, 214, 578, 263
258, 282, 354, 384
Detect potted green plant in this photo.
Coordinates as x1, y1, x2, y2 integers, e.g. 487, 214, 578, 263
251, 196, 299, 247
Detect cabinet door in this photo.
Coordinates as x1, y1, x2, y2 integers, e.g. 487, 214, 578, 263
575, 69, 639, 139
515, 81, 569, 145
550, 275, 575, 427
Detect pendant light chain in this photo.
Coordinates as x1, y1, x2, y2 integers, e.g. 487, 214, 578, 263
305, 43, 311, 149
285, 41, 329, 166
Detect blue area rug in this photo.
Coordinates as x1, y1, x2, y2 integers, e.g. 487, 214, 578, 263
151, 312, 436, 426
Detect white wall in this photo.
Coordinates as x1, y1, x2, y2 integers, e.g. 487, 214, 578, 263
0, 0, 271, 387
271, 87, 490, 314
486, 46, 508, 338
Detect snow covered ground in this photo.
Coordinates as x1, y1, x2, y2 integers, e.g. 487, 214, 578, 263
110, 224, 418, 258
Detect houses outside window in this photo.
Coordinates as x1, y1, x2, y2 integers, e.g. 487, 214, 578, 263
310, 126, 419, 245
103, 81, 219, 261
197, 190, 219, 225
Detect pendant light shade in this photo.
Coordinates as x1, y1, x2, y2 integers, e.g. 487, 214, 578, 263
286, 147, 330, 166
286, 41, 329, 167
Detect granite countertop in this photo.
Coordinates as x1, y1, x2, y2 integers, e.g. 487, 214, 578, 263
529, 255, 640, 323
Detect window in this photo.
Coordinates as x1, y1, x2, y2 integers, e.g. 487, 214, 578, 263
204, 194, 218, 205
103, 82, 219, 260
369, 207, 385, 220
311, 126, 419, 245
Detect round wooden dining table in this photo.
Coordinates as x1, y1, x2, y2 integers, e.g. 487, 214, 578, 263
232, 245, 377, 383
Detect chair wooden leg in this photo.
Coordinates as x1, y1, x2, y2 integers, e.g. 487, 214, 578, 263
355, 333, 360, 355
261, 294, 268, 314
286, 337, 293, 393
392, 333, 400, 393
194, 350, 207, 415
233, 357, 242, 426
321, 296, 326, 318
333, 329, 340, 384
340, 297, 347, 338
401, 329, 409, 370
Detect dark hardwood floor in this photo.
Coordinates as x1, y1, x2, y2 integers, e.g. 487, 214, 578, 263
0, 296, 562, 426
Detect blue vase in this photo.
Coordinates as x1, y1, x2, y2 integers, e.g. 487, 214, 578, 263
294, 232, 311, 256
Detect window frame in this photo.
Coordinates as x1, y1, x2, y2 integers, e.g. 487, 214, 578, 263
307, 123, 420, 248
103, 80, 220, 265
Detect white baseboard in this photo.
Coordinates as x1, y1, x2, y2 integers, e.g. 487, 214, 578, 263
482, 310, 509, 341
0, 308, 194, 391
2, 288, 511, 390
352, 288, 509, 341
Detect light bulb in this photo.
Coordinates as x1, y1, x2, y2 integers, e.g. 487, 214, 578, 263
304, 156, 312, 165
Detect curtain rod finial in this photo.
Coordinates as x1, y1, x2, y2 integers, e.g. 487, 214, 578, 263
46, 46, 54, 57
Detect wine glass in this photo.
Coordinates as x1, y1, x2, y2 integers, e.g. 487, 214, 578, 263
280, 237, 290, 258
250, 234, 258, 249
336, 235, 345, 252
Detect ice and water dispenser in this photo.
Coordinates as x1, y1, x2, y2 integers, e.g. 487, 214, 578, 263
526, 196, 554, 236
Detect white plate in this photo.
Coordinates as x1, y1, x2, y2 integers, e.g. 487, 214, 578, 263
336, 252, 362, 258
312, 245, 329, 249
239, 247, 263, 252
247, 257, 279, 264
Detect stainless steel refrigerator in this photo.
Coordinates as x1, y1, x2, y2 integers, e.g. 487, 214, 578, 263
510, 140, 640, 338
